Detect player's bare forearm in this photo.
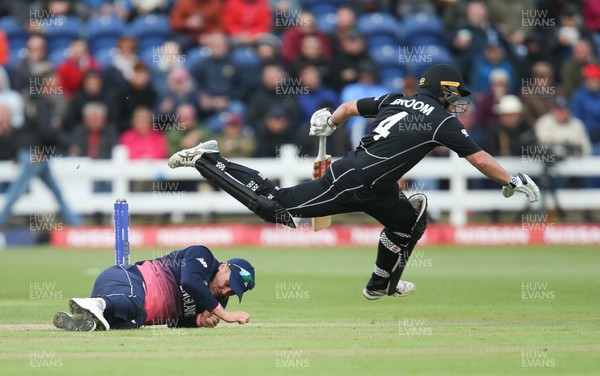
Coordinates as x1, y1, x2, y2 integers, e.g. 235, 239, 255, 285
330, 100, 360, 126
465, 150, 512, 185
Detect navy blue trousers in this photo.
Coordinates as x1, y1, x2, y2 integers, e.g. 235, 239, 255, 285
91, 265, 147, 329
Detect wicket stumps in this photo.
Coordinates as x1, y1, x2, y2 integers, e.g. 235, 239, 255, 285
114, 198, 130, 265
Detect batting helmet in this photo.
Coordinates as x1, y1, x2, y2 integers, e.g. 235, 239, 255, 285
418, 64, 471, 115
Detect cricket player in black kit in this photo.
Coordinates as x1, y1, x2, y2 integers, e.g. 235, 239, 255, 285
168, 64, 541, 300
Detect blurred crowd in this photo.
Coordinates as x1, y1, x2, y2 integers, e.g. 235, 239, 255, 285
0, 0, 599, 223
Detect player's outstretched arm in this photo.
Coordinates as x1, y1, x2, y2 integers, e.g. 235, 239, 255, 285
309, 100, 360, 137
465, 150, 541, 203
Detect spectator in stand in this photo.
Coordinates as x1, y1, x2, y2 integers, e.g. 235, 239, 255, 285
535, 95, 592, 191
192, 32, 244, 131
165, 102, 212, 192
340, 60, 387, 148
11, 34, 54, 97
515, 32, 551, 84
0, 30, 8, 67
165, 103, 211, 156
113, 62, 157, 134
0, 66, 25, 129
245, 64, 299, 132
571, 64, 600, 154
0, 105, 17, 164
561, 39, 597, 98
296, 65, 338, 124
475, 68, 511, 130
223, 0, 271, 46
256, 104, 296, 157
64, 70, 110, 136
288, 34, 332, 80
125, 0, 171, 18
328, 5, 358, 56
535, 96, 591, 159
254, 35, 281, 66
487, 95, 536, 157
449, 1, 509, 83
214, 112, 257, 158
157, 67, 200, 118
521, 61, 557, 126
103, 36, 140, 96
280, 11, 332, 65
270, 0, 301, 35
583, 0, 600, 57
549, 4, 592, 69
459, 102, 485, 148
69, 102, 118, 160
56, 39, 102, 100
0, 74, 82, 226
68, 101, 118, 194
119, 106, 167, 159
169, 0, 223, 51
149, 40, 185, 97
329, 30, 373, 91
469, 41, 515, 96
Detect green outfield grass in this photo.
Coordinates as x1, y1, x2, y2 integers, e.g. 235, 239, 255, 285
1, 245, 599, 375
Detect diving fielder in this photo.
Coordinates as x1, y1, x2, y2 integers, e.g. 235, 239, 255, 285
53, 246, 254, 331
168, 64, 540, 300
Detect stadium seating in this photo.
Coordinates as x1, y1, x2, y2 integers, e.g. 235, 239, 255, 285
302, 0, 344, 13
0, 16, 28, 49
86, 15, 126, 52
184, 46, 209, 71
0, 16, 28, 66
315, 12, 337, 34
369, 44, 398, 69
414, 45, 455, 77
45, 16, 83, 52
231, 46, 260, 66
401, 12, 444, 47
127, 14, 172, 51
357, 12, 398, 47
48, 46, 69, 67
92, 47, 117, 68
231, 46, 262, 95
138, 46, 158, 67
380, 66, 406, 92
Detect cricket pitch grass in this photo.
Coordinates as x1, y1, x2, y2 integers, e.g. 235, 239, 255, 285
1, 245, 599, 375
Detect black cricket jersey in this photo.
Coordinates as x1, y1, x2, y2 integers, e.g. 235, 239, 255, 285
353, 92, 481, 189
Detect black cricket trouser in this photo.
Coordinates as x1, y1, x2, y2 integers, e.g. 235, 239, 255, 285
209, 155, 418, 233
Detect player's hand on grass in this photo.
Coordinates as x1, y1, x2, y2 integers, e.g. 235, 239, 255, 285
309, 108, 337, 137
221, 310, 250, 324
197, 310, 220, 328
226, 310, 250, 324
213, 306, 250, 324
502, 173, 541, 203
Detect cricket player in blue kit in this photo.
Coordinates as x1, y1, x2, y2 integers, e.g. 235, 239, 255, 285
53, 246, 254, 331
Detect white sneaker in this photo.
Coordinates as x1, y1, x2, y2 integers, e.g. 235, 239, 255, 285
167, 140, 219, 168
363, 280, 416, 300
69, 298, 110, 331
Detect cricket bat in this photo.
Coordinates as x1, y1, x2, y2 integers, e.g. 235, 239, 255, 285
311, 136, 332, 231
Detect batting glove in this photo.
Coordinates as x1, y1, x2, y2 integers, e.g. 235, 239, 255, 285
502, 173, 541, 203
309, 108, 337, 137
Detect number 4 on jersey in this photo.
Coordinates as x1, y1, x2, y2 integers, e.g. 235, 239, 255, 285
373, 111, 408, 140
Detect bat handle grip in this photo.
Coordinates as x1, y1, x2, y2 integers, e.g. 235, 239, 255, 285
317, 136, 327, 160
